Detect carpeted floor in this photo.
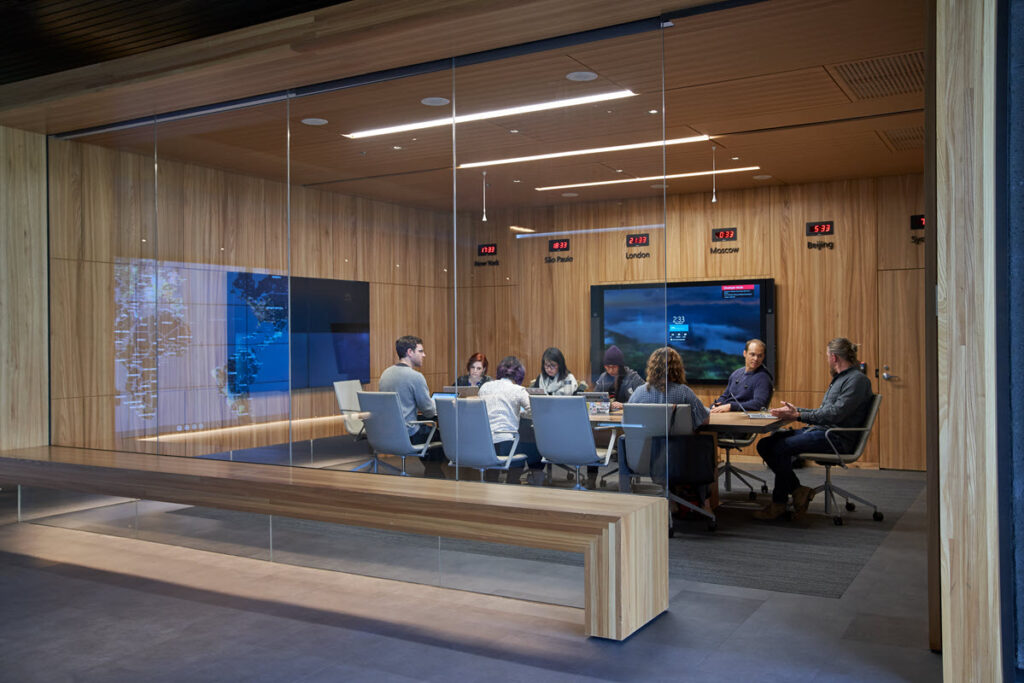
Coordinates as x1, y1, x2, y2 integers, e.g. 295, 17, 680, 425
20, 467, 925, 606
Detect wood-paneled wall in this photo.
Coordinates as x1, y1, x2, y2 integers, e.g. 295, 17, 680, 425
935, 0, 1003, 678
456, 175, 925, 468
0, 125, 48, 450
49, 137, 925, 466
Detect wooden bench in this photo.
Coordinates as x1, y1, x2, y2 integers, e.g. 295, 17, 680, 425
0, 445, 668, 640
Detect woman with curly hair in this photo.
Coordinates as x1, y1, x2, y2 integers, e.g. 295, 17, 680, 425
628, 347, 709, 427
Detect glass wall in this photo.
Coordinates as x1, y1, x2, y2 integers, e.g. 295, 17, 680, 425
38, 23, 687, 607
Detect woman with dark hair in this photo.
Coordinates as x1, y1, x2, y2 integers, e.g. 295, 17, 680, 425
593, 345, 643, 410
455, 352, 492, 387
533, 346, 579, 395
477, 356, 544, 485
628, 347, 709, 427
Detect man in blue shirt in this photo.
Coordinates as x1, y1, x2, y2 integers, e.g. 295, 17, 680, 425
710, 339, 773, 414
755, 337, 873, 520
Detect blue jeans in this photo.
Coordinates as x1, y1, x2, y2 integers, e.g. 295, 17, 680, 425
757, 428, 834, 503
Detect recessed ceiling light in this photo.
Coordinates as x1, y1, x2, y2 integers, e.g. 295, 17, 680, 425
509, 129, 519, 134
509, 225, 535, 233
566, 71, 598, 81
301, 117, 328, 126
421, 97, 450, 106
392, 145, 403, 150
648, 109, 659, 115
650, 183, 667, 189
753, 174, 772, 180
457, 135, 708, 169
615, 169, 623, 173
512, 179, 521, 183
344, 89, 636, 138
535, 166, 761, 191
561, 192, 579, 198
731, 156, 740, 160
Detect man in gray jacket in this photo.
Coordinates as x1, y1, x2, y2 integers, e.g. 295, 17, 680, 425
754, 337, 873, 520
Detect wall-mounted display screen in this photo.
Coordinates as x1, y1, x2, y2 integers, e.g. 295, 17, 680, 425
226, 273, 370, 393
590, 279, 775, 384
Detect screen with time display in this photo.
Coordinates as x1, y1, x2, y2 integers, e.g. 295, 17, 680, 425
548, 239, 571, 252
712, 228, 737, 242
626, 233, 649, 247
477, 243, 497, 256
806, 221, 835, 236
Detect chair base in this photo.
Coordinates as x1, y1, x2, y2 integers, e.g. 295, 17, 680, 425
719, 449, 768, 495
810, 464, 881, 522
350, 455, 404, 475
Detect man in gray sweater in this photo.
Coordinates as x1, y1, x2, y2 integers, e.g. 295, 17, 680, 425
755, 337, 873, 520
379, 335, 444, 477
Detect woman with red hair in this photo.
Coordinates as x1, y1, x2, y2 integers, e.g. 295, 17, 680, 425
455, 352, 492, 387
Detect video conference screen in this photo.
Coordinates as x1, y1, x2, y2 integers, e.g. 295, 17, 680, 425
226, 273, 370, 394
590, 279, 775, 384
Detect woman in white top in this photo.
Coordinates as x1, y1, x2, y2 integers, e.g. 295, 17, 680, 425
478, 356, 543, 484
533, 346, 579, 395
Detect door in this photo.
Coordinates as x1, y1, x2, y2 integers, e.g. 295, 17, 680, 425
876, 268, 926, 470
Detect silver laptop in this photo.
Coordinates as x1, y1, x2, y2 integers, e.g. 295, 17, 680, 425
582, 392, 610, 402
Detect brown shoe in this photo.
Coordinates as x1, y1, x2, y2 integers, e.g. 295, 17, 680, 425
753, 502, 787, 520
792, 486, 815, 518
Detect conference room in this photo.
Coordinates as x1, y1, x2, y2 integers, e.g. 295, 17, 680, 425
24, 0, 927, 641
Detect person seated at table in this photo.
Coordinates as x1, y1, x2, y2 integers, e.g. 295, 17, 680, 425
379, 334, 445, 478
455, 352, 492, 387
477, 356, 544, 485
628, 347, 710, 428
754, 337, 873, 521
710, 338, 773, 413
532, 346, 579, 395
592, 345, 644, 411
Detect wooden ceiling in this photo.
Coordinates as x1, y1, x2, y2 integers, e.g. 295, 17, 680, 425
26, 0, 927, 210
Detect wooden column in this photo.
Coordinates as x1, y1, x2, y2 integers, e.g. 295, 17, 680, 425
0, 125, 48, 450
935, 0, 1003, 678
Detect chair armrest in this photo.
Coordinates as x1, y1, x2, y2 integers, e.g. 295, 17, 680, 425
408, 419, 437, 426
822, 426, 868, 466
411, 422, 438, 458
599, 428, 618, 465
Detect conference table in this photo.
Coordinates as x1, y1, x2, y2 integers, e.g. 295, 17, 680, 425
588, 408, 788, 434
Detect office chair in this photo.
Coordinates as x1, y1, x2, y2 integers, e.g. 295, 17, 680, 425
354, 391, 439, 475
434, 397, 527, 481
717, 433, 769, 499
793, 393, 884, 525
529, 395, 616, 490
617, 403, 717, 533
333, 379, 366, 440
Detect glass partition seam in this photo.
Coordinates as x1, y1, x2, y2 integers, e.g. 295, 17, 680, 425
287, 97, 293, 466
153, 122, 159, 455
451, 58, 459, 479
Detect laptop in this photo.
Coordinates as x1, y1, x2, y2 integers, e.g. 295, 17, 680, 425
582, 392, 611, 402
431, 392, 457, 401
525, 387, 546, 395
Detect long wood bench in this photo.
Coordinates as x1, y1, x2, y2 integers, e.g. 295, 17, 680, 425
0, 445, 668, 640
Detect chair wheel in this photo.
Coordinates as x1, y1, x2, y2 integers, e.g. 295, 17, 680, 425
566, 472, 574, 481
748, 491, 758, 501
845, 501, 856, 512
706, 519, 717, 532
833, 516, 843, 526
761, 485, 769, 494
873, 511, 884, 522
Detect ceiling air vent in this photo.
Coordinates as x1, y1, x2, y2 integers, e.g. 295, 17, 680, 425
829, 51, 925, 100
878, 126, 925, 152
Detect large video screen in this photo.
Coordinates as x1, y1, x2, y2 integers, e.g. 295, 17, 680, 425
226, 273, 370, 393
590, 279, 775, 384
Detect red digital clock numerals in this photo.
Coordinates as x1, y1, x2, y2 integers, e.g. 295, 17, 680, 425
910, 215, 925, 230
805, 221, 835, 236
626, 233, 649, 247
712, 228, 737, 242
477, 243, 497, 256
548, 239, 571, 252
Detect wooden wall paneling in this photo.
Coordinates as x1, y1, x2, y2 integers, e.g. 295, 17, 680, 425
79, 143, 116, 263
936, 0, 1002, 677
114, 147, 156, 261
0, 125, 48, 449
329, 193, 359, 282
47, 138, 82, 261
50, 396, 115, 451
667, 193, 709, 281
223, 173, 267, 272
877, 174, 926, 270
156, 158, 186, 264
877, 268, 926, 470
183, 164, 226, 267
49, 259, 114, 400
263, 180, 288, 274
700, 187, 774, 280
290, 185, 333, 279
591, 198, 665, 284
369, 283, 452, 391
771, 179, 879, 392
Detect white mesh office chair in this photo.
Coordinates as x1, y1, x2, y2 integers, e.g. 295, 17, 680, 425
333, 379, 366, 440
793, 393, 884, 525
355, 391, 438, 475
530, 395, 616, 490
434, 397, 527, 481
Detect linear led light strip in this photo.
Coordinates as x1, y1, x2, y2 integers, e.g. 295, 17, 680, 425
342, 89, 637, 139
513, 223, 666, 239
457, 135, 709, 168
535, 166, 761, 191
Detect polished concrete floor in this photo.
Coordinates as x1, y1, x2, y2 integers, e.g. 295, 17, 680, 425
0, 480, 941, 682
